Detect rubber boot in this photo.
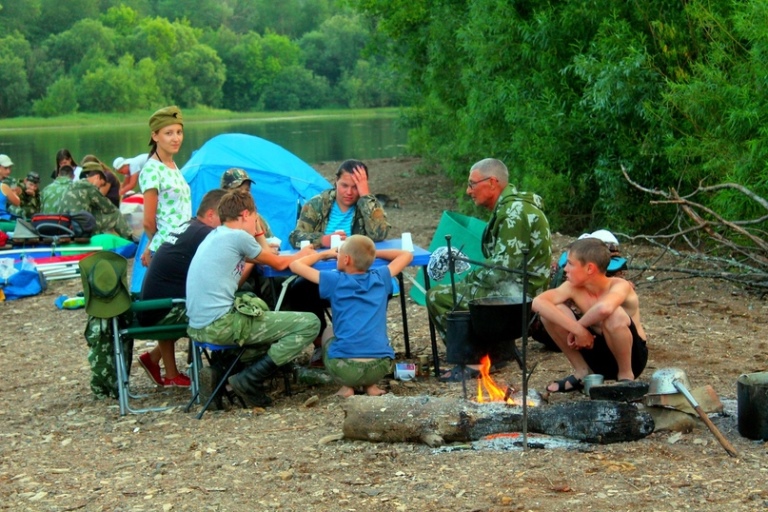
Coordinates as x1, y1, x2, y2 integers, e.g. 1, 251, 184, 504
228, 355, 278, 408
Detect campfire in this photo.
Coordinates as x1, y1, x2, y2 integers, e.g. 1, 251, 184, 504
476, 355, 541, 407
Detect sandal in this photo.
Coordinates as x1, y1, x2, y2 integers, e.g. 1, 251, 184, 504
546, 374, 583, 393
438, 365, 480, 383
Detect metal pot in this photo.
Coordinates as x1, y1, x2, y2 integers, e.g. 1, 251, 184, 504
649, 367, 738, 457
647, 367, 692, 395
465, 296, 531, 366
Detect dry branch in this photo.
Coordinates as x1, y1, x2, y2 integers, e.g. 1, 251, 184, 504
621, 165, 768, 290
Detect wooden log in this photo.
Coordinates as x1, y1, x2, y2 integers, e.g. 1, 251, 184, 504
341, 395, 654, 446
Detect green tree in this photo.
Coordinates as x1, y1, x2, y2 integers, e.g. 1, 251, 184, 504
34, 0, 100, 39
299, 14, 369, 85
32, 76, 78, 117
356, 0, 749, 233
261, 66, 330, 110
154, 0, 233, 30
78, 54, 163, 112
0, 33, 33, 117
339, 58, 407, 108
245, 0, 334, 38
164, 44, 225, 107
43, 18, 116, 73
211, 29, 302, 111
129, 17, 200, 62
0, 1, 41, 40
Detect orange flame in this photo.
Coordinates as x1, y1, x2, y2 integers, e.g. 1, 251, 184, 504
476, 355, 537, 407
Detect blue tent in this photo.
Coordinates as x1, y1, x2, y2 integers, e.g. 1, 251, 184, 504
129, 133, 331, 293
183, 133, 331, 245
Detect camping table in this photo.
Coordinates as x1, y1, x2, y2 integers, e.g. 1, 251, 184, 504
258, 239, 432, 360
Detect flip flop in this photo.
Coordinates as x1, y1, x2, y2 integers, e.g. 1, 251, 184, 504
438, 365, 480, 382
547, 374, 583, 393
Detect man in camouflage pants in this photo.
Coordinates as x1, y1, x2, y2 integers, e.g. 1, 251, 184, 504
9, 172, 41, 219
426, 158, 552, 380
58, 162, 132, 239
41, 165, 75, 213
186, 190, 320, 408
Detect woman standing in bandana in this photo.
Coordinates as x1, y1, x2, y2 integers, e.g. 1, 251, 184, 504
139, 106, 192, 267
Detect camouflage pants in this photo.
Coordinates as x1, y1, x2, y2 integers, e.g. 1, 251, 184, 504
321, 336, 394, 388
425, 281, 496, 341
84, 316, 133, 399
187, 310, 320, 366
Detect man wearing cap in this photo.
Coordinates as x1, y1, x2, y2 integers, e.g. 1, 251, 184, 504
58, 162, 133, 239
114, 154, 149, 197
9, 172, 42, 219
220, 167, 279, 250
0, 154, 21, 220
41, 165, 75, 214
425, 158, 552, 381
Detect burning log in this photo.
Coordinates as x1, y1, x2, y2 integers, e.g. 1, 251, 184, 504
341, 395, 654, 446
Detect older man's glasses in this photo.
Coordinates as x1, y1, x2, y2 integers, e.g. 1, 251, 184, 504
467, 177, 493, 189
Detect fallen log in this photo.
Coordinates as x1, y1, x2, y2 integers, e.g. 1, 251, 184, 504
341, 395, 654, 446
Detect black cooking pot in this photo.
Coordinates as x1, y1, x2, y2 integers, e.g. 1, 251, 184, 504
444, 296, 531, 365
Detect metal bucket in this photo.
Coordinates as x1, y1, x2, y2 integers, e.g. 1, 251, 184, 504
445, 311, 475, 365
737, 371, 768, 440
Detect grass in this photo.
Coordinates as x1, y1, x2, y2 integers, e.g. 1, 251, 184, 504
0, 107, 403, 132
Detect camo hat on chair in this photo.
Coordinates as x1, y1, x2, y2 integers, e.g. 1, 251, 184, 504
78, 252, 131, 318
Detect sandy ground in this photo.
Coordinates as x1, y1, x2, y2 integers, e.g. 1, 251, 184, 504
1, 157, 767, 511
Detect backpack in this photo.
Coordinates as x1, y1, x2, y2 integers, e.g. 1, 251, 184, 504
31, 211, 96, 239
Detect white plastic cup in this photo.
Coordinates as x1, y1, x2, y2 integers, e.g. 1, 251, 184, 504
330, 234, 342, 249
401, 232, 414, 252
300, 240, 311, 249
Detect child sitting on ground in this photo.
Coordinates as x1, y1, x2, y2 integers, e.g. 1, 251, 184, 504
289, 234, 412, 397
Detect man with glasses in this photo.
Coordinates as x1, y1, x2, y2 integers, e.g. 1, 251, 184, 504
426, 158, 552, 381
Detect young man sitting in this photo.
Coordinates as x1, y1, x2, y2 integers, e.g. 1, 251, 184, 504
289, 235, 412, 397
531, 237, 648, 393
185, 189, 319, 407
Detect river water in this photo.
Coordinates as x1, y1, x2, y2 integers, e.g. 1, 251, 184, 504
0, 114, 408, 186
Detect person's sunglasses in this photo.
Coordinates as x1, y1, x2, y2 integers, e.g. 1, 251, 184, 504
467, 177, 492, 189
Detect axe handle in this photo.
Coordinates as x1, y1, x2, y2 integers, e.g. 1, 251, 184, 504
674, 380, 738, 458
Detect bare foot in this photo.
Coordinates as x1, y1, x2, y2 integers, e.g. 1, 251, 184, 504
335, 386, 355, 398
364, 385, 387, 396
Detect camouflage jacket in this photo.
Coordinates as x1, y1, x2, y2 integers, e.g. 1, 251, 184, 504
41, 177, 72, 214
288, 189, 390, 248
9, 188, 41, 219
466, 185, 552, 298
59, 180, 132, 239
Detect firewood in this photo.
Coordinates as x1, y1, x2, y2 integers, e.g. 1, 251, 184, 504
341, 395, 654, 446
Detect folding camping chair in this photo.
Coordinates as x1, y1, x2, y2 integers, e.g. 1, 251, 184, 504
112, 298, 190, 415
79, 251, 190, 416
185, 340, 248, 419
185, 337, 295, 419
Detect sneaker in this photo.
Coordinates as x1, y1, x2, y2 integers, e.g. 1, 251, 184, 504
138, 352, 163, 386
163, 373, 191, 388
309, 346, 324, 368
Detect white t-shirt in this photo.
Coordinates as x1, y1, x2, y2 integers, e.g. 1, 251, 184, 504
139, 158, 191, 251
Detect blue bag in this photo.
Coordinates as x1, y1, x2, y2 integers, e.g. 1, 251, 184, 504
2, 267, 46, 300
